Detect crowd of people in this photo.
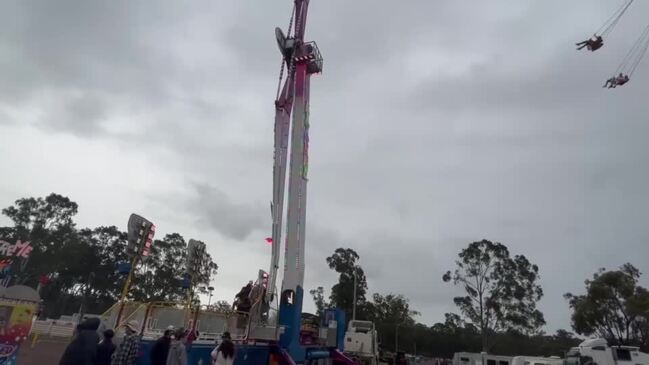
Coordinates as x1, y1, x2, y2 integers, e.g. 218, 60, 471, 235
58, 318, 236, 365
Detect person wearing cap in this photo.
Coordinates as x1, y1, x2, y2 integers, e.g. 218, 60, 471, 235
150, 328, 173, 365
166, 328, 188, 365
111, 320, 140, 365
210, 332, 235, 365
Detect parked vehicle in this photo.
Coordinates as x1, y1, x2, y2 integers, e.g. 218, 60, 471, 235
453, 352, 512, 365
344, 320, 380, 365
565, 338, 649, 365
512, 356, 563, 365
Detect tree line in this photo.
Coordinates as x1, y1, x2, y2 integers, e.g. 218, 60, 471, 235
1, 193, 648, 357
0, 193, 218, 318
313, 241, 649, 357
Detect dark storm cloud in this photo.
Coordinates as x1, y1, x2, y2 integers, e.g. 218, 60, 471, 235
0, 1, 172, 99
0, 0, 241, 138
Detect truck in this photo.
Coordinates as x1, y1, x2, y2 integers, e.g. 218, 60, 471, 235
565, 338, 649, 365
344, 320, 380, 365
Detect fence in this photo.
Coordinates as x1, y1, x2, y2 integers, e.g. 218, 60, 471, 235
29, 319, 76, 349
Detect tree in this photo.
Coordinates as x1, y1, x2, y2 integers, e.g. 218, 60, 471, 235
443, 239, 545, 350
131, 233, 218, 303
309, 286, 329, 317
367, 293, 419, 326
212, 300, 231, 311
326, 248, 368, 321
432, 313, 468, 334
74, 226, 129, 314
1, 194, 80, 287
365, 293, 420, 352
0, 194, 220, 318
565, 263, 649, 349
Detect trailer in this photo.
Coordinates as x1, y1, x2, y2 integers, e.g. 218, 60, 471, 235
453, 352, 513, 365
512, 356, 563, 365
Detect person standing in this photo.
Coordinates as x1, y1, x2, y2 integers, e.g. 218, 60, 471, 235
211, 332, 235, 365
96, 329, 116, 365
59, 317, 101, 365
150, 329, 173, 365
111, 320, 141, 365
166, 329, 187, 365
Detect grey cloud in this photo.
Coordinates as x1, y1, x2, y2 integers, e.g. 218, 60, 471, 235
1, 1, 163, 98
0, 0, 239, 137
190, 183, 265, 241
44, 94, 107, 137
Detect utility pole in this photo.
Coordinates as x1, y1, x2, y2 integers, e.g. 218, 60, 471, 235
207, 286, 214, 307
352, 270, 357, 321
78, 271, 95, 323
395, 323, 400, 353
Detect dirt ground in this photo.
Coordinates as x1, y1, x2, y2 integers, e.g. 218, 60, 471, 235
17, 337, 69, 365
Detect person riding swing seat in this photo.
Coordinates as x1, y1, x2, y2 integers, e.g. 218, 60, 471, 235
603, 73, 630, 88
576, 34, 604, 51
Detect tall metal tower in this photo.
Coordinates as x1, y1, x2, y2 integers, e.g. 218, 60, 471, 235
267, 0, 323, 357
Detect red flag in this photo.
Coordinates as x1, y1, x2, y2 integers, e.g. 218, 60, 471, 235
39, 275, 51, 285
265, 237, 273, 244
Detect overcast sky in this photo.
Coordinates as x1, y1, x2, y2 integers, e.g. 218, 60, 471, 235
2, 0, 649, 333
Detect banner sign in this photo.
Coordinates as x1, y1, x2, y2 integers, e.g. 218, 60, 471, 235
0, 241, 33, 279
0, 285, 40, 365
0, 241, 32, 259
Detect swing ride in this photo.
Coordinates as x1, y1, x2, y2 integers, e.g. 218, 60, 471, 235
576, 0, 634, 52
577, 0, 649, 89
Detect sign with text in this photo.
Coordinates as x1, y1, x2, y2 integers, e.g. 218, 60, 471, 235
0, 241, 33, 279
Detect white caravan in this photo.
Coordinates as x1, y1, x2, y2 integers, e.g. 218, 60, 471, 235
453, 352, 513, 365
565, 338, 649, 365
512, 356, 563, 365
343, 320, 380, 365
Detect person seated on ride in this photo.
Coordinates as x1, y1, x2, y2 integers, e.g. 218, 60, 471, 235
589, 35, 604, 51
234, 281, 253, 313
616, 73, 630, 86
576, 34, 603, 51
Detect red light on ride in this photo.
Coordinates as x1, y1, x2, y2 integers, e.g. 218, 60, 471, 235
265, 237, 273, 245
141, 224, 155, 257
39, 275, 52, 285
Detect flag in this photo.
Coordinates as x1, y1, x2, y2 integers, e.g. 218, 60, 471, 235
39, 275, 52, 285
